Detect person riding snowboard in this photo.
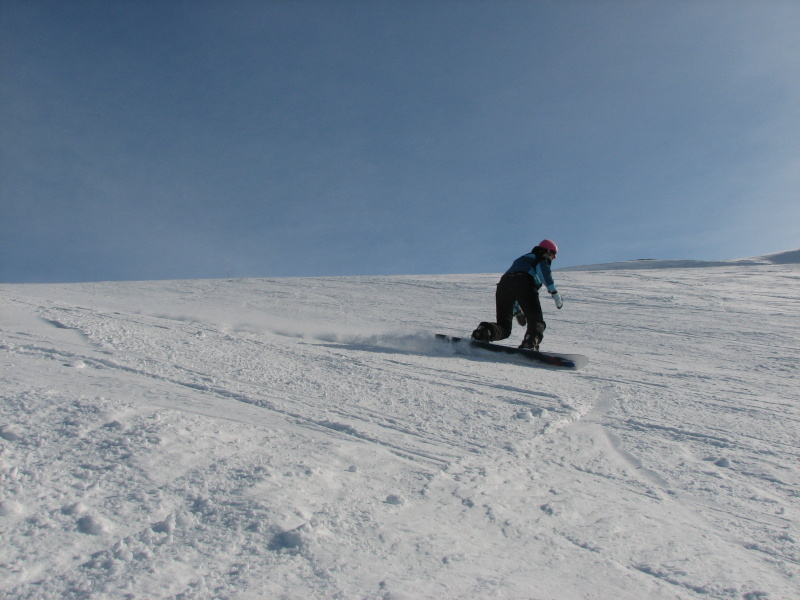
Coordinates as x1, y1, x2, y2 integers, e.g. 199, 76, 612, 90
472, 239, 563, 350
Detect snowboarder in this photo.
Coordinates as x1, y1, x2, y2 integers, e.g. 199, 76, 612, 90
472, 239, 563, 350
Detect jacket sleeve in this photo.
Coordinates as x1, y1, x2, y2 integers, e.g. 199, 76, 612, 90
536, 261, 558, 293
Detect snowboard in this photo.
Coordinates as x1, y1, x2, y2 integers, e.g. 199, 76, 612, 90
435, 334, 588, 370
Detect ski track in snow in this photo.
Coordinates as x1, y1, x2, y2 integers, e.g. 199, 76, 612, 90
1, 262, 799, 599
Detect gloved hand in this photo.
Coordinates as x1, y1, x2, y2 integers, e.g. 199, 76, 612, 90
550, 291, 563, 309
512, 301, 527, 326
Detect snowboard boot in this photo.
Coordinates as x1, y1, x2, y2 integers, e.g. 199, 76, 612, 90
518, 332, 541, 351
471, 322, 494, 342
519, 323, 545, 351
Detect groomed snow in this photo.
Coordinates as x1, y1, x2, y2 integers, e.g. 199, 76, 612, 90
1, 253, 798, 599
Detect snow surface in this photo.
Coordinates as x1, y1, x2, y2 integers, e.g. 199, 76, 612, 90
1, 254, 799, 599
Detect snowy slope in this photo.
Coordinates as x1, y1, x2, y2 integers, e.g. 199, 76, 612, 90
1, 257, 798, 600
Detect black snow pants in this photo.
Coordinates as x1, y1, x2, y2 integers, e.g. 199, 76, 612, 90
487, 272, 546, 342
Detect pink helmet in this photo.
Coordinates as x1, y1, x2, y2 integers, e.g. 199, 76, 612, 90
538, 239, 558, 255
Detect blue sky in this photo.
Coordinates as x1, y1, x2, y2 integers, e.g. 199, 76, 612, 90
2, 1, 798, 283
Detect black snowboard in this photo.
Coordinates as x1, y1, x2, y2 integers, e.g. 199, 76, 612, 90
435, 334, 588, 369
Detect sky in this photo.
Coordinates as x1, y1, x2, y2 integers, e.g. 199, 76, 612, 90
1, 0, 799, 283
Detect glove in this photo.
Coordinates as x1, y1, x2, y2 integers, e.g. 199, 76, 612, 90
512, 301, 527, 326
550, 291, 563, 309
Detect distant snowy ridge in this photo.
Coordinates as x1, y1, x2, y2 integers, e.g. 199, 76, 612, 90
559, 247, 800, 271
759, 248, 800, 264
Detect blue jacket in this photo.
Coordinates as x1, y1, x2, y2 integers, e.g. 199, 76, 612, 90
506, 253, 558, 293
